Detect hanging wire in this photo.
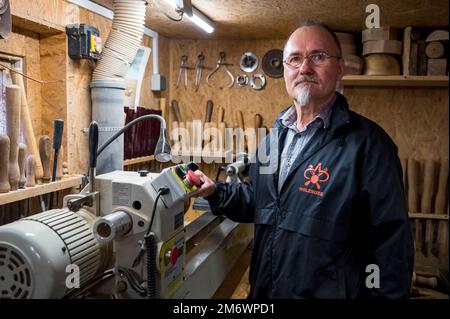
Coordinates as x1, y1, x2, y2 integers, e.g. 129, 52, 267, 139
0, 62, 63, 84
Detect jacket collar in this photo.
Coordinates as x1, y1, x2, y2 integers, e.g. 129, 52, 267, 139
275, 92, 351, 135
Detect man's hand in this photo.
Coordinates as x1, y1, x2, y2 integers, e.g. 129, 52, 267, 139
194, 170, 216, 198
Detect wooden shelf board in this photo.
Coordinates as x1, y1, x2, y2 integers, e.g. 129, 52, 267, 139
342, 75, 449, 87
409, 213, 449, 220
123, 155, 155, 166
0, 175, 83, 206
12, 15, 65, 36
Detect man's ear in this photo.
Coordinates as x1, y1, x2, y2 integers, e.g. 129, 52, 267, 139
337, 58, 345, 79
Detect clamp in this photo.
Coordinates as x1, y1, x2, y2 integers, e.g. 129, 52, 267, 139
206, 51, 234, 88
176, 55, 189, 88
194, 53, 205, 92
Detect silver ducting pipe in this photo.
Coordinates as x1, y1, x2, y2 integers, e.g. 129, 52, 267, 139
90, 0, 147, 174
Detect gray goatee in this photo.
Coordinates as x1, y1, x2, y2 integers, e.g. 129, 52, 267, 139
295, 85, 311, 107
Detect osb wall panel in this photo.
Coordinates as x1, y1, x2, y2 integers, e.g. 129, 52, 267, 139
0, 29, 43, 142
23, 31, 43, 139
169, 39, 449, 163
40, 33, 67, 142
345, 87, 449, 161
169, 39, 289, 129
10, 0, 68, 31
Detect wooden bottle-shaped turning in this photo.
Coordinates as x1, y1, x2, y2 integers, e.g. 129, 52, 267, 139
0, 135, 11, 193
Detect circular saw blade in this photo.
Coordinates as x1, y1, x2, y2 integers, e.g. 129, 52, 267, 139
262, 49, 284, 78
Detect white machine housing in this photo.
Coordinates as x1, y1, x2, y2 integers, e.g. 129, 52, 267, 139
0, 164, 253, 299
93, 169, 188, 298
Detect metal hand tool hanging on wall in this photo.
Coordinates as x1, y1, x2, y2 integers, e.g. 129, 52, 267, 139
235, 74, 249, 87
236, 52, 255, 88
236, 52, 266, 90
206, 52, 234, 88
239, 52, 259, 73
250, 74, 266, 90
176, 55, 189, 88
194, 53, 205, 91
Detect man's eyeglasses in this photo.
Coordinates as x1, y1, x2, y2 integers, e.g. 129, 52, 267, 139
283, 52, 341, 68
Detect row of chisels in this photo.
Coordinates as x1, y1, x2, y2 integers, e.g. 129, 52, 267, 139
169, 99, 268, 157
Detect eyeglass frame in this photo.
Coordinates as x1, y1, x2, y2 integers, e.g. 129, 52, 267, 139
283, 51, 342, 69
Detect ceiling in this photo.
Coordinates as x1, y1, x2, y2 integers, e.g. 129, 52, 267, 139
93, 0, 449, 39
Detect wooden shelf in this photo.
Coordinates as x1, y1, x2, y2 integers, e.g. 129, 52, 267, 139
409, 213, 449, 220
0, 175, 83, 206
123, 155, 155, 166
342, 75, 449, 87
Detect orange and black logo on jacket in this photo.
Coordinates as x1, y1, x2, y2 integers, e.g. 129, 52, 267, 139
299, 162, 329, 197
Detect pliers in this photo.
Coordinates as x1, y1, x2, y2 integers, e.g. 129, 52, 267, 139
176, 55, 189, 88
195, 53, 205, 91
206, 51, 234, 88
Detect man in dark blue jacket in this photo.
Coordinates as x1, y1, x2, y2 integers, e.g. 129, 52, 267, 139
195, 21, 414, 299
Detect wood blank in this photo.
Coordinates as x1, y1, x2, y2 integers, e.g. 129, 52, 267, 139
363, 40, 402, 56
425, 41, 445, 59
427, 59, 447, 75
362, 27, 398, 42
425, 30, 449, 42
0, 135, 10, 193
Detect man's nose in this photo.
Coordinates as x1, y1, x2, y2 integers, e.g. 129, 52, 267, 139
298, 58, 313, 74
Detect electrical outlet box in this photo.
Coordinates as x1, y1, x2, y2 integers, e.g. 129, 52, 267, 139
66, 24, 102, 60
151, 74, 166, 92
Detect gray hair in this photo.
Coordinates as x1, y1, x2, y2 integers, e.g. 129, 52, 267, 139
283, 20, 342, 58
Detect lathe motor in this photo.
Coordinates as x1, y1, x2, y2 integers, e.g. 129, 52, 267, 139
0, 162, 204, 299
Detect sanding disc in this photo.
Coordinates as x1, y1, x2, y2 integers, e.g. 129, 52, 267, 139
262, 49, 284, 78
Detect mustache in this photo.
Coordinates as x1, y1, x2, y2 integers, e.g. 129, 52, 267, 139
294, 75, 320, 86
